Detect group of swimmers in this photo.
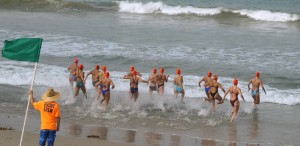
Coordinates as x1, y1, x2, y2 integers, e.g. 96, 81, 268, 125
67, 58, 267, 122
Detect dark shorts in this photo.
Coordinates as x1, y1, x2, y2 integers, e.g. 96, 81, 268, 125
130, 87, 138, 94
149, 86, 157, 91
39, 130, 56, 146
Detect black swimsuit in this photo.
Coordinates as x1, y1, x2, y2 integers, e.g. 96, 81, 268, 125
157, 74, 165, 89
230, 88, 239, 107
210, 84, 218, 98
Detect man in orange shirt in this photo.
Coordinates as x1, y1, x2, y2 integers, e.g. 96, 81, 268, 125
29, 88, 61, 146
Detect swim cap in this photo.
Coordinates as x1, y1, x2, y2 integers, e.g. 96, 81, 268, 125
79, 64, 84, 70
74, 58, 78, 63
132, 70, 137, 76
233, 79, 238, 85
160, 68, 164, 73
130, 66, 135, 71
256, 71, 260, 77
95, 64, 100, 70
102, 65, 107, 72
176, 68, 181, 75
105, 72, 110, 78
207, 71, 212, 77
213, 75, 218, 80
152, 68, 157, 73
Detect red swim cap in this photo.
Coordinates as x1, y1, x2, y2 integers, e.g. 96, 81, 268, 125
152, 68, 157, 73
74, 58, 78, 63
102, 65, 107, 72
176, 68, 181, 75
79, 64, 84, 70
105, 72, 110, 78
160, 68, 164, 73
207, 71, 212, 77
130, 66, 135, 71
256, 71, 260, 77
132, 70, 137, 76
95, 64, 100, 70
233, 79, 238, 85
213, 74, 218, 80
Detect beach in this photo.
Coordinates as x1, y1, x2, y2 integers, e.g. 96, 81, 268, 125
0, 130, 138, 146
1, 0, 300, 145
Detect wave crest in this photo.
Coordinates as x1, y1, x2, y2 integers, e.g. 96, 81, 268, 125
118, 1, 300, 22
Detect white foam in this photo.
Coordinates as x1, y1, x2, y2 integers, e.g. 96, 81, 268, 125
118, 1, 300, 22
232, 9, 299, 22
118, 1, 223, 16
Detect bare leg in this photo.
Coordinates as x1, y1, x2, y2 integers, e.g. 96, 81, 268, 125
134, 92, 139, 102
174, 90, 178, 97
69, 78, 74, 94
230, 112, 237, 123
105, 92, 110, 109
74, 87, 80, 97
211, 99, 216, 112
181, 89, 185, 103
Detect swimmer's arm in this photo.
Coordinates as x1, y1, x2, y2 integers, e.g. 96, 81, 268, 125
84, 70, 93, 81
110, 80, 115, 89
222, 88, 230, 102
198, 77, 204, 87
80, 72, 85, 84
260, 80, 267, 94
219, 83, 225, 93
137, 72, 142, 77
165, 75, 169, 82
95, 79, 102, 86
122, 76, 131, 79
181, 76, 183, 84
139, 77, 149, 84
149, 75, 156, 80
248, 80, 252, 91
239, 89, 245, 101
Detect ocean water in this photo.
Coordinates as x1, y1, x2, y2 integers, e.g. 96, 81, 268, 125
0, 0, 300, 145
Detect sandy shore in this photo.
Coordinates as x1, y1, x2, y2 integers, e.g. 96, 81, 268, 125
0, 130, 137, 146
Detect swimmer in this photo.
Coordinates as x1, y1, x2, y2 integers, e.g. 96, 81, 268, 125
208, 75, 225, 111
199, 71, 213, 101
174, 68, 185, 103
248, 72, 267, 108
156, 67, 169, 95
123, 71, 148, 102
219, 79, 245, 122
98, 72, 115, 109
67, 58, 79, 94
74, 64, 87, 99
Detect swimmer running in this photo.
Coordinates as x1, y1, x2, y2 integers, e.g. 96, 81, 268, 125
248, 72, 267, 108
219, 79, 245, 123
174, 68, 185, 103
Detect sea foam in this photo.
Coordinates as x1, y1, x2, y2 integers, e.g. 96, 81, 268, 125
118, 1, 299, 22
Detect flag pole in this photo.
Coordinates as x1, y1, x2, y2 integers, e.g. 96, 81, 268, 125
19, 62, 38, 146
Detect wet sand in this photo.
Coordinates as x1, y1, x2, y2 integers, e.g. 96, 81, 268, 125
0, 130, 137, 146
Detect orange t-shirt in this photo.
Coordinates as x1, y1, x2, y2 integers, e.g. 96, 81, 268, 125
33, 101, 60, 130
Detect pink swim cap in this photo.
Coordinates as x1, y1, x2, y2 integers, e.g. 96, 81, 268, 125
74, 58, 78, 63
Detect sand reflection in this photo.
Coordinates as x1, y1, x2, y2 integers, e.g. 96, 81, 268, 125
145, 131, 162, 146
69, 124, 82, 136
123, 130, 136, 143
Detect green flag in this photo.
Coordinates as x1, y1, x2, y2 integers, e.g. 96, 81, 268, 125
2, 38, 43, 62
